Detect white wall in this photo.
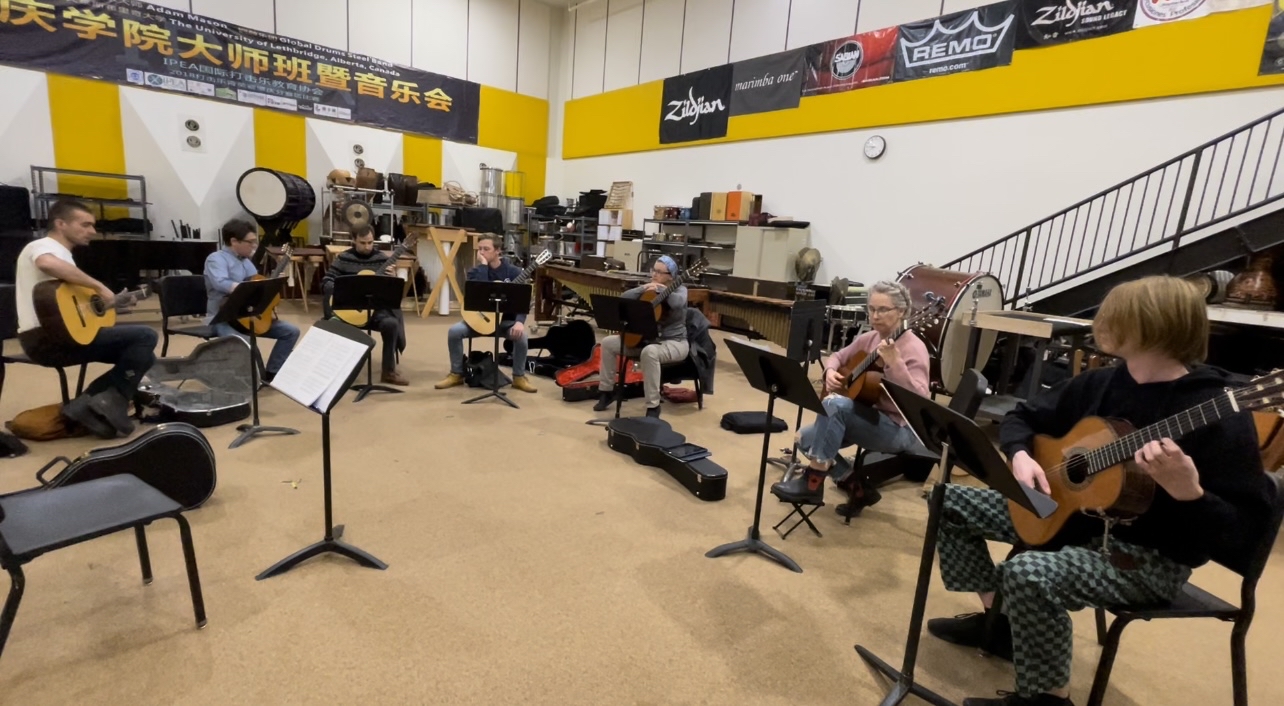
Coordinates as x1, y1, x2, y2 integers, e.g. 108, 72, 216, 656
554, 87, 1284, 288
0, 67, 56, 196
166, 0, 553, 98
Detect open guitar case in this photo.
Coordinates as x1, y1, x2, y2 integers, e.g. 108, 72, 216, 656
136, 337, 253, 428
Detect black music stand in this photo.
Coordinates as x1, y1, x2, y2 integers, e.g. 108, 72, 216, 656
706, 339, 828, 573
332, 274, 405, 403
854, 379, 1057, 706
586, 294, 659, 427
210, 277, 300, 449
257, 318, 387, 580
768, 299, 827, 474
462, 280, 532, 409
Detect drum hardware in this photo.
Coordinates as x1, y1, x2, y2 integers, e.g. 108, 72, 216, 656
235, 167, 315, 247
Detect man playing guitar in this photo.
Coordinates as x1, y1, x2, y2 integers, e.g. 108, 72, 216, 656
203, 219, 300, 383
322, 224, 408, 386
14, 199, 155, 438
434, 234, 537, 393
592, 255, 688, 419
929, 276, 1276, 706
771, 280, 931, 510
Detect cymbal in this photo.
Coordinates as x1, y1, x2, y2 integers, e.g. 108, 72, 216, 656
342, 200, 371, 230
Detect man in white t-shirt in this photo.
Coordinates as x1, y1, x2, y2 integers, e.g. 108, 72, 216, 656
15, 199, 157, 438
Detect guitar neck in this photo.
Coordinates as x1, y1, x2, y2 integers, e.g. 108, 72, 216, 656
513, 263, 538, 285
269, 250, 293, 278
1087, 389, 1243, 474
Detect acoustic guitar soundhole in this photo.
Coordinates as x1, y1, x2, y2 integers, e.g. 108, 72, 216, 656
1064, 452, 1091, 485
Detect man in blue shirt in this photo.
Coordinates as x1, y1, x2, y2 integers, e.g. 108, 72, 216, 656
434, 234, 537, 393
203, 219, 300, 382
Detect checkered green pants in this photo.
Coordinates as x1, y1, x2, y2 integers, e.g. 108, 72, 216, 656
936, 484, 1191, 696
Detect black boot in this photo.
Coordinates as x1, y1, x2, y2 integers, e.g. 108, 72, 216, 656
61, 394, 116, 439
927, 609, 1013, 662
88, 388, 136, 437
592, 391, 613, 412
771, 467, 826, 504
645, 405, 661, 418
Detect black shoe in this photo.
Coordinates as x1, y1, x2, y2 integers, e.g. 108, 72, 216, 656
88, 389, 135, 437
927, 611, 1013, 662
592, 392, 613, 412
261, 370, 276, 384
771, 474, 824, 504
645, 405, 661, 418
835, 502, 865, 518
962, 692, 1074, 706
62, 395, 117, 439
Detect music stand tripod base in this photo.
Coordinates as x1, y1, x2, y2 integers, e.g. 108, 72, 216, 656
256, 527, 387, 580
231, 421, 300, 449
705, 527, 802, 573
461, 280, 531, 410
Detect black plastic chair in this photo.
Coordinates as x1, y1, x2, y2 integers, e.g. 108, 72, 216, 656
0, 474, 207, 661
0, 283, 85, 405
1086, 474, 1284, 706
157, 275, 217, 356
660, 357, 705, 409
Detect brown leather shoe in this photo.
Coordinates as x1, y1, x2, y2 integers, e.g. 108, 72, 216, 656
512, 375, 537, 393
434, 373, 466, 389
381, 369, 409, 386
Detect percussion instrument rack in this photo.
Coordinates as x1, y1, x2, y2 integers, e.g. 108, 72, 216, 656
31, 166, 152, 239
322, 184, 427, 242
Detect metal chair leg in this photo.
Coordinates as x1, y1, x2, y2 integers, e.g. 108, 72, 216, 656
1086, 615, 1133, 706
162, 331, 170, 357
174, 514, 207, 629
76, 365, 85, 396
0, 565, 27, 662
1095, 607, 1108, 646
56, 368, 70, 404
1231, 621, 1249, 706
134, 525, 154, 585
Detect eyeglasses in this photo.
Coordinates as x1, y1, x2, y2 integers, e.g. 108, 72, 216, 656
869, 306, 900, 316
651, 268, 671, 275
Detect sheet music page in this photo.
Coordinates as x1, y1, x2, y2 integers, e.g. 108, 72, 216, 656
269, 327, 369, 409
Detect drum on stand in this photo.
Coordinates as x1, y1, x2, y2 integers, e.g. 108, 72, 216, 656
235, 168, 315, 247
896, 264, 1003, 395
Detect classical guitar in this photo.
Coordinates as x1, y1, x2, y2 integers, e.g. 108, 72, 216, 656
235, 243, 293, 335
622, 258, 710, 348
460, 249, 552, 335
330, 234, 420, 328
32, 280, 150, 346
832, 297, 945, 404
1010, 370, 1284, 547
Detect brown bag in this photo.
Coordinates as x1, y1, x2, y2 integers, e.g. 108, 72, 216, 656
5, 403, 83, 441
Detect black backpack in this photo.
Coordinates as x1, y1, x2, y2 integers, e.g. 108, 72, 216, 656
719, 411, 788, 434
465, 351, 511, 389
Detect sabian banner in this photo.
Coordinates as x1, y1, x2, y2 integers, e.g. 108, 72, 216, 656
659, 65, 733, 144
894, 1, 1018, 82
801, 28, 898, 97
0, 0, 481, 143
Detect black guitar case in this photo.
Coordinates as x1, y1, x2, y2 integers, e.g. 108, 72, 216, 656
606, 417, 727, 501
510, 319, 596, 376
137, 337, 252, 427
35, 423, 217, 510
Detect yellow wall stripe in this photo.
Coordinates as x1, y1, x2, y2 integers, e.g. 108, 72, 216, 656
252, 108, 308, 236
403, 134, 444, 189
478, 86, 549, 202
564, 6, 1284, 159
47, 75, 127, 203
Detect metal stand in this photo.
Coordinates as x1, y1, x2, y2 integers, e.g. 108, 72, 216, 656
257, 412, 387, 579
586, 294, 659, 427
461, 280, 531, 409
706, 339, 828, 573
213, 277, 298, 450
463, 293, 518, 409
768, 299, 827, 476
231, 327, 301, 449
333, 274, 407, 403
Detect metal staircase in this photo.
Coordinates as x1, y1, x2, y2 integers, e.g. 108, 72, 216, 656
943, 106, 1284, 317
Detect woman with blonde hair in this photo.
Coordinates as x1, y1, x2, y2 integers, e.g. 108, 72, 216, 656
928, 276, 1276, 706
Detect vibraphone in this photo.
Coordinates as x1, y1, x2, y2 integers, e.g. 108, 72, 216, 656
703, 290, 794, 350
534, 264, 648, 319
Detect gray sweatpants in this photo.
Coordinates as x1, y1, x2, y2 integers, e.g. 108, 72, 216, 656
598, 334, 690, 408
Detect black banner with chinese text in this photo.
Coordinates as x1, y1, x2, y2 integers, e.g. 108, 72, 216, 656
0, 0, 480, 143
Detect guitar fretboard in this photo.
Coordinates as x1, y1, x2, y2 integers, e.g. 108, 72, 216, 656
1084, 390, 1241, 474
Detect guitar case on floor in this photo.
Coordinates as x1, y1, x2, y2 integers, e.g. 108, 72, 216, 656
137, 337, 252, 428
606, 417, 727, 501
35, 422, 217, 510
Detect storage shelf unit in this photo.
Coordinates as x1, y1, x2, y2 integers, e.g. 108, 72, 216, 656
31, 166, 152, 239
322, 185, 427, 243
640, 218, 809, 281
529, 213, 598, 264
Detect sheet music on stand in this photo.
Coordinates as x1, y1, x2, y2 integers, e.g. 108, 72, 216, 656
270, 326, 371, 412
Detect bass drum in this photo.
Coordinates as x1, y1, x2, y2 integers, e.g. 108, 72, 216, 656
897, 264, 1003, 395
236, 168, 315, 221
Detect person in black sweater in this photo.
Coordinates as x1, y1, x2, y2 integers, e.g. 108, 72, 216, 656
434, 234, 537, 393
929, 276, 1276, 706
322, 225, 408, 386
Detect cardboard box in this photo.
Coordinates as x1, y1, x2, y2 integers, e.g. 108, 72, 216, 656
710, 192, 728, 221
726, 191, 754, 222
596, 224, 623, 241
598, 208, 633, 229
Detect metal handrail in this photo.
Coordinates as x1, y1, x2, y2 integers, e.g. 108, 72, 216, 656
942, 105, 1284, 306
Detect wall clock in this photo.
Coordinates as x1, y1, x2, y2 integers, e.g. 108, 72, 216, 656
864, 135, 887, 160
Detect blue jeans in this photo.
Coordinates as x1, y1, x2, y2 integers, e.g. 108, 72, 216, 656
212, 320, 300, 375
798, 395, 926, 466
448, 320, 527, 376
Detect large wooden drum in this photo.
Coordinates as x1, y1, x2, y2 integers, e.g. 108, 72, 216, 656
897, 264, 1003, 394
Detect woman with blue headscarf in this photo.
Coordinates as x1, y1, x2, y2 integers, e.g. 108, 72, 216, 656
594, 255, 688, 418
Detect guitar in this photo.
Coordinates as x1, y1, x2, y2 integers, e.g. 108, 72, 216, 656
32, 280, 151, 346
832, 297, 946, 404
234, 244, 293, 335
622, 258, 709, 348
460, 249, 552, 335
1010, 370, 1284, 547
330, 234, 420, 328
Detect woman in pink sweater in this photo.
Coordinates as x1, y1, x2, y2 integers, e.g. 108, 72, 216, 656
771, 280, 932, 509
